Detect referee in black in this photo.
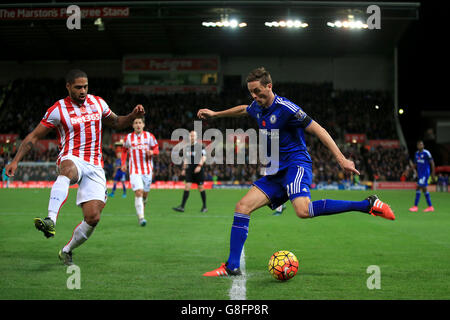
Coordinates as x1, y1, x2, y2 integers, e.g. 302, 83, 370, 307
173, 131, 208, 213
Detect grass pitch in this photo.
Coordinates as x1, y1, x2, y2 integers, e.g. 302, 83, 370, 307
0, 188, 449, 300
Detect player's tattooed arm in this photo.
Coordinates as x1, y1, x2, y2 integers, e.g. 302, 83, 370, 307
5, 123, 52, 177
103, 104, 145, 129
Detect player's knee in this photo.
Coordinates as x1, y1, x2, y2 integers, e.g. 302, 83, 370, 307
295, 208, 310, 219
59, 171, 77, 185
135, 190, 143, 197
83, 203, 103, 226
291, 197, 311, 219
86, 210, 101, 226
293, 203, 310, 219
235, 200, 253, 215
85, 213, 100, 227
59, 161, 78, 184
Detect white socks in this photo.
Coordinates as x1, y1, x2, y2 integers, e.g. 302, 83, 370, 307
48, 175, 70, 225
135, 196, 144, 220
48, 176, 96, 254
63, 220, 95, 253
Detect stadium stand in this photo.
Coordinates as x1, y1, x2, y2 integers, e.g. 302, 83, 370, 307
0, 77, 408, 184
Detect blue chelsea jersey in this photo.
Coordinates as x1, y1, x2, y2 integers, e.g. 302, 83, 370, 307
414, 149, 433, 177
114, 158, 124, 172
246, 94, 313, 172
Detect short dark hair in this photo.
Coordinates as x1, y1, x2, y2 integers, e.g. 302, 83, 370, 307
134, 116, 145, 123
246, 67, 272, 86
65, 69, 88, 84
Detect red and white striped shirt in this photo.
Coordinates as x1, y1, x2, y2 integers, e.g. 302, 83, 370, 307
40, 94, 112, 167
122, 131, 159, 175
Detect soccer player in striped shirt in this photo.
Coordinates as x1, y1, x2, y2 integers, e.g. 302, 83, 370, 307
5, 69, 145, 265
198, 67, 395, 277
121, 116, 159, 226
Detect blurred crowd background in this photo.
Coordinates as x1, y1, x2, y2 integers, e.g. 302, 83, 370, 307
0, 78, 414, 184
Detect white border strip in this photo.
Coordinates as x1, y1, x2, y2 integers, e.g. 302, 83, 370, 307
228, 247, 247, 300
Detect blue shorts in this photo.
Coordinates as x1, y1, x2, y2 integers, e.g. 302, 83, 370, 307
253, 164, 312, 210
417, 175, 429, 187
114, 170, 126, 182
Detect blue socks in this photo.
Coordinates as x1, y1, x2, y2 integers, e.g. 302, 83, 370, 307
112, 182, 126, 195
226, 199, 378, 269
414, 191, 421, 206
308, 199, 370, 217
414, 191, 432, 206
227, 212, 250, 271
425, 192, 432, 206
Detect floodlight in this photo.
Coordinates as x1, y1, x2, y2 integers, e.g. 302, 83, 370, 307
202, 17, 247, 28
327, 16, 368, 29
264, 19, 308, 28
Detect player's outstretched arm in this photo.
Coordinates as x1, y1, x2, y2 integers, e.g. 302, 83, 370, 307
197, 105, 248, 119
306, 120, 360, 175
5, 123, 52, 177
103, 104, 145, 129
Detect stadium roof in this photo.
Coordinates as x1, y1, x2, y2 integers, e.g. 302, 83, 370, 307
0, 1, 420, 60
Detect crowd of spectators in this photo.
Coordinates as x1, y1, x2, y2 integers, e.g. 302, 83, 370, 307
0, 78, 397, 140
1, 77, 409, 184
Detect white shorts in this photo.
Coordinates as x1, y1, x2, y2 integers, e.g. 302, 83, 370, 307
60, 155, 108, 206
130, 173, 152, 192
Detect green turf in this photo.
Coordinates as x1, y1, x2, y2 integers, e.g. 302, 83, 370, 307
0, 188, 449, 300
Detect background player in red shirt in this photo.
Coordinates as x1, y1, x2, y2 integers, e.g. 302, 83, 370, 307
5, 69, 145, 265
121, 116, 159, 226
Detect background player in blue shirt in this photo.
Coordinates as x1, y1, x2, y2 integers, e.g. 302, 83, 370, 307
198, 67, 395, 277
109, 154, 127, 198
409, 140, 435, 212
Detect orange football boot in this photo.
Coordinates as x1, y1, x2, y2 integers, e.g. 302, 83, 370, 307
366, 195, 395, 220
203, 263, 241, 277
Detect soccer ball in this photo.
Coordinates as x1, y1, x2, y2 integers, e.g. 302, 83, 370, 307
268, 250, 299, 281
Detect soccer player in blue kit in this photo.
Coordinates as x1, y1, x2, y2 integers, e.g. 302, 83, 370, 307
109, 154, 127, 198
198, 67, 395, 277
409, 140, 435, 212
